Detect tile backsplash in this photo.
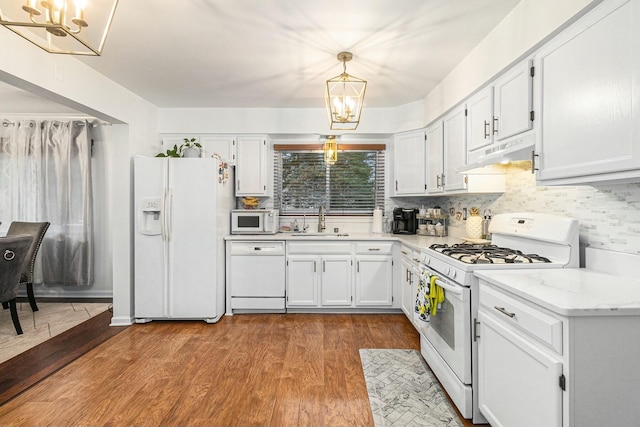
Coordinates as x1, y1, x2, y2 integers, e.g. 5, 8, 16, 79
389, 162, 640, 256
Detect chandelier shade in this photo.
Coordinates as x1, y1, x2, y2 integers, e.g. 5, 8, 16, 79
0, 0, 119, 56
325, 52, 367, 130
323, 135, 338, 164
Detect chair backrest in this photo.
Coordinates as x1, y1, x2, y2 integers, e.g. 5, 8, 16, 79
0, 235, 33, 303
6, 222, 50, 283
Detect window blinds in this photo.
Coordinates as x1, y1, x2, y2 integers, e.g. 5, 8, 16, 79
274, 149, 385, 215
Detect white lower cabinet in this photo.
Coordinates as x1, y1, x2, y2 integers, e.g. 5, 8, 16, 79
478, 309, 562, 427
285, 240, 395, 309
286, 255, 320, 306
399, 245, 419, 318
286, 242, 352, 308
320, 256, 353, 306
478, 278, 640, 427
354, 242, 394, 307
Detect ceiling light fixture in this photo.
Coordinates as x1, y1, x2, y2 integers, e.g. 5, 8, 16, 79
325, 51, 367, 131
324, 135, 338, 165
0, 0, 119, 56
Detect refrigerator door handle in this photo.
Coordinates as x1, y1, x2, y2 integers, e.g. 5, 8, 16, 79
166, 188, 173, 242
160, 188, 167, 241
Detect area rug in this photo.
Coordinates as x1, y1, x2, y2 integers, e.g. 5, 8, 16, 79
360, 349, 463, 427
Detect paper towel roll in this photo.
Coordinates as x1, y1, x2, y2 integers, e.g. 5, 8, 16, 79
372, 208, 383, 234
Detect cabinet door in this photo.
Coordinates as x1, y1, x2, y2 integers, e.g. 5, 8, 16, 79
536, 0, 640, 181
494, 59, 533, 141
355, 256, 393, 306
236, 136, 268, 196
321, 256, 353, 306
400, 258, 414, 318
443, 105, 467, 191
393, 130, 427, 195
478, 310, 562, 427
466, 86, 494, 154
286, 256, 318, 306
426, 121, 444, 194
199, 135, 237, 164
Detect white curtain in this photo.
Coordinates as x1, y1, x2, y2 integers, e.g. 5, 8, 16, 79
0, 119, 94, 286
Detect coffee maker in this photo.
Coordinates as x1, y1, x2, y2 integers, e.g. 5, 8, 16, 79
392, 208, 418, 234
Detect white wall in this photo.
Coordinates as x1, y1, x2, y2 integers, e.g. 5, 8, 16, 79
158, 105, 410, 137
0, 30, 159, 326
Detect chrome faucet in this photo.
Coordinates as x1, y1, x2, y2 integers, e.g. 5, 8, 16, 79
318, 206, 326, 233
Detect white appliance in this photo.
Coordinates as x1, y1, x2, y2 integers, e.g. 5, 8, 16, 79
231, 209, 279, 234
134, 156, 233, 323
418, 212, 578, 424
227, 241, 286, 312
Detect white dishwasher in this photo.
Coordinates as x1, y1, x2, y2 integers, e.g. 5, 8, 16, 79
228, 241, 286, 312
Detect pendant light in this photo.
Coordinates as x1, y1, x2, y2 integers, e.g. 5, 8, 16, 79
0, 0, 119, 56
324, 135, 338, 165
325, 52, 367, 130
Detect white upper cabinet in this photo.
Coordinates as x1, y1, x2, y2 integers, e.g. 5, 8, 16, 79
494, 59, 533, 142
443, 105, 467, 192
160, 135, 237, 164
236, 136, 269, 196
393, 130, 427, 195
535, 0, 640, 184
466, 86, 494, 154
466, 58, 534, 167
426, 121, 444, 194
199, 135, 237, 164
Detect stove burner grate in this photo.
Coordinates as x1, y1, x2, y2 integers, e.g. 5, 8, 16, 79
429, 243, 551, 264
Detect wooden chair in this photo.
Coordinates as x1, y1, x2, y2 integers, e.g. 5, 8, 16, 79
1, 235, 33, 335
6, 222, 50, 312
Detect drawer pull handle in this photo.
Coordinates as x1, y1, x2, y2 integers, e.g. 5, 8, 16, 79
368, 248, 380, 251
494, 306, 516, 318
401, 250, 409, 255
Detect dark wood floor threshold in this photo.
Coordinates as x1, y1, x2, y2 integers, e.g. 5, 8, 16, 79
0, 309, 127, 406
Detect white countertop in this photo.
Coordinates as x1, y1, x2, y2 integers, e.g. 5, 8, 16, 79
225, 232, 463, 252
475, 268, 640, 316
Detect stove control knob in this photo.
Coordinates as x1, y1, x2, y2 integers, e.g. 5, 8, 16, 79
449, 269, 457, 279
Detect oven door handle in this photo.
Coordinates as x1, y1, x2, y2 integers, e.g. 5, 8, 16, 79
433, 277, 463, 296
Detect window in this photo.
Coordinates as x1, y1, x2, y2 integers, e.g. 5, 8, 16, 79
274, 146, 385, 215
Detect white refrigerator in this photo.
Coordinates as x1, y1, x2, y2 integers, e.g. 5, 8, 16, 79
134, 156, 232, 323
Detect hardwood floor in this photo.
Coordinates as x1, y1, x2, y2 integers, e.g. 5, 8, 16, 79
0, 313, 478, 427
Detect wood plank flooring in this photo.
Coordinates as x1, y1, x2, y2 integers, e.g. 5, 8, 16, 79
0, 313, 477, 427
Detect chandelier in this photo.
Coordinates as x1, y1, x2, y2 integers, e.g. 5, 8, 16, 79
323, 135, 338, 165
0, 0, 119, 56
325, 52, 367, 130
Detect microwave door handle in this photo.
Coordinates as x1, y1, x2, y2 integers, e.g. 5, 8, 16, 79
434, 278, 463, 296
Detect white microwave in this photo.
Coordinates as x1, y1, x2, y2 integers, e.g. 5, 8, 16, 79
231, 209, 279, 234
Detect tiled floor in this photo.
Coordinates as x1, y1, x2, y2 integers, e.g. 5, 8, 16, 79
0, 301, 111, 364
360, 349, 463, 427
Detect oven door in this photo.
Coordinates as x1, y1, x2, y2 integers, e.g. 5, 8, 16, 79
420, 265, 472, 384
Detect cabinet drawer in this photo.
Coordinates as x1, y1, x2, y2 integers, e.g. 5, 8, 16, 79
480, 283, 563, 354
355, 242, 394, 255
287, 242, 352, 254
399, 244, 420, 262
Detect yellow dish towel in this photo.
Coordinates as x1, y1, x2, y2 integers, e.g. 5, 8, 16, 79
429, 275, 445, 316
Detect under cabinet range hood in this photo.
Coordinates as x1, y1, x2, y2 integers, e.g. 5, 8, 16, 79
458, 133, 535, 173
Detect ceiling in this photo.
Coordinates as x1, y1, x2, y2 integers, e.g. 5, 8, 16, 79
1, 0, 522, 113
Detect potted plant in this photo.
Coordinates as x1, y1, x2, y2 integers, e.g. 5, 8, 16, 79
155, 138, 203, 158
181, 137, 202, 158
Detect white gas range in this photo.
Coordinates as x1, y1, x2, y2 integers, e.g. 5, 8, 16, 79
417, 212, 579, 424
